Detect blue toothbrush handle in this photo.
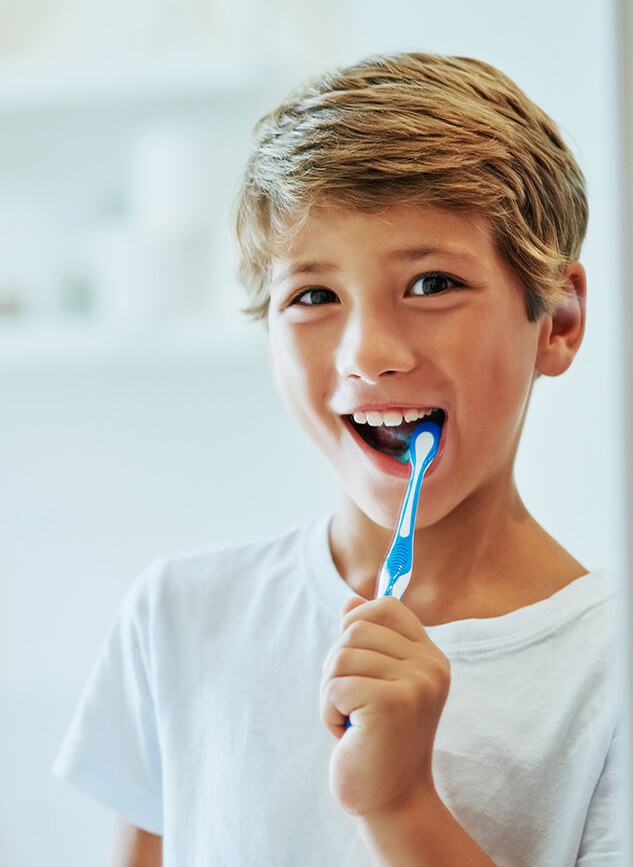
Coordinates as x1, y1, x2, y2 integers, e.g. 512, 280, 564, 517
376, 420, 441, 599
380, 537, 414, 597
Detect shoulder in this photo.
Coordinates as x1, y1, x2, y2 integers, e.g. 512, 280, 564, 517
428, 568, 621, 659
111, 514, 334, 679
561, 568, 620, 632
518, 567, 620, 642
122, 515, 331, 626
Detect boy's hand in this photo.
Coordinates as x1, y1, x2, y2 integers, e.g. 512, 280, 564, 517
320, 595, 451, 818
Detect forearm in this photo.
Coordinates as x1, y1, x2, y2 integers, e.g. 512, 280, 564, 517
356, 786, 496, 867
111, 819, 162, 867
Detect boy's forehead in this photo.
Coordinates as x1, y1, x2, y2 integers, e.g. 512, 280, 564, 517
269, 203, 499, 271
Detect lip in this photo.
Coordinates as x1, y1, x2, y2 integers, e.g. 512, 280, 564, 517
343, 413, 447, 479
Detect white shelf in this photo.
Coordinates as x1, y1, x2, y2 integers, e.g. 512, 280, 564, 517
0, 56, 273, 113
0, 54, 276, 366
0, 316, 265, 367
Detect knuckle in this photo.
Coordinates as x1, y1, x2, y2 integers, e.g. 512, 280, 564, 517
435, 653, 451, 693
373, 595, 402, 624
330, 645, 353, 676
409, 654, 451, 705
345, 619, 368, 643
320, 677, 339, 716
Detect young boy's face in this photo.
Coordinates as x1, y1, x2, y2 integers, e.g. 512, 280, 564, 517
266, 204, 554, 531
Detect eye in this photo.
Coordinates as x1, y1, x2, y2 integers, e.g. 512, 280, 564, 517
291, 287, 339, 306
409, 273, 463, 296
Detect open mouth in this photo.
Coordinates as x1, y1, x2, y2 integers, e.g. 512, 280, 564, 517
348, 408, 446, 463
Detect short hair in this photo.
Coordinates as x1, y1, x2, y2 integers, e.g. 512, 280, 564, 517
234, 52, 588, 321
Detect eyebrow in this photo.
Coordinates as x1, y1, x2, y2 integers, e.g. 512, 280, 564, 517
280, 261, 337, 277
273, 247, 479, 282
385, 246, 480, 265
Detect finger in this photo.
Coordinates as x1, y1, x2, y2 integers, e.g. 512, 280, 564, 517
320, 673, 388, 734
340, 595, 367, 621
341, 595, 427, 643
322, 620, 410, 674
321, 670, 420, 736
321, 645, 400, 685
320, 648, 395, 734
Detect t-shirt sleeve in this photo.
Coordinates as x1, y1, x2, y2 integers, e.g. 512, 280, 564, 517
52, 568, 163, 835
576, 723, 627, 865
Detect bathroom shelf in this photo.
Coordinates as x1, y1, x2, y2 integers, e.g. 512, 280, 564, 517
0, 316, 264, 368
0, 54, 279, 366
0, 56, 275, 114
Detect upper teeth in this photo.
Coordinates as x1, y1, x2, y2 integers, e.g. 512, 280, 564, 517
352, 408, 439, 427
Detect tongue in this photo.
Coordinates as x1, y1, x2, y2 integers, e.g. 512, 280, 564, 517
370, 421, 419, 457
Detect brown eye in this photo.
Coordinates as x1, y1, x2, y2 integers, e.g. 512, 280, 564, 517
294, 287, 339, 306
410, 274, 455, 296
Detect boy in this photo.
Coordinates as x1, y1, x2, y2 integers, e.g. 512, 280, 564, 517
54, 53, 623, 865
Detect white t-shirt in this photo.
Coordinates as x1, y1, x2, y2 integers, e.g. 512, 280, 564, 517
53, 516, 624, 866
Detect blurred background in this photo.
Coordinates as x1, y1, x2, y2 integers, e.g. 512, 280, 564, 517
1, 0, 630, 864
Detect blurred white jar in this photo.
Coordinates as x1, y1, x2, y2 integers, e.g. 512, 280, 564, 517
91, 125, 216, 325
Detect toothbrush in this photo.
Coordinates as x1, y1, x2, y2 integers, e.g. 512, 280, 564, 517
343, 420, 441, 729
375, 419, 441, 599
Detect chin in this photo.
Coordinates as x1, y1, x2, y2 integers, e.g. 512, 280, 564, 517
346, 487, 410, 532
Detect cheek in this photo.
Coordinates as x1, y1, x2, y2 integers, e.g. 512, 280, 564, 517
488, 353, 539, 455
268, 322, 299, 387
267, 328, 322, 418
455, 318, 538, 424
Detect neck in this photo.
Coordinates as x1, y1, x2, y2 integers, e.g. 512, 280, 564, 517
329, 479, 585, 625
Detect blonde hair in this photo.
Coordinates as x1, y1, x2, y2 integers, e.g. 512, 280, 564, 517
235, 52, 588, 321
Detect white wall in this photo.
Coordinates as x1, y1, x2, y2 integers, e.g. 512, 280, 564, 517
1, 342, 340, 866
1, 1, 627, 864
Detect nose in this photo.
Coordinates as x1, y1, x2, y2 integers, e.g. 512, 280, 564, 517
335, 305, 417, 383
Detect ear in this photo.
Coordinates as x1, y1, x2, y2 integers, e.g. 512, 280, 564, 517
535, 262, 586, 377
